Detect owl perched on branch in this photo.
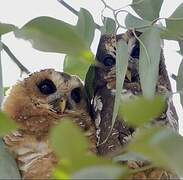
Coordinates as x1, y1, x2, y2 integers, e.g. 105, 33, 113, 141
85, 31, 178, 179
3, 69, 96, 179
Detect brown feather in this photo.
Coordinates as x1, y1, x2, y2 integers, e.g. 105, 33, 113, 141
3, 69, 96, 179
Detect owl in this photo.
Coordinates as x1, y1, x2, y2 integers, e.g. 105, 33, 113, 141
3, 69, 96, 179
85, 31, 178, 178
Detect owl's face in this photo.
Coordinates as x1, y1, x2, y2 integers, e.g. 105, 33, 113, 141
24, 69, 87, 115
93, 32, 140, 91
3, 69, 88, 135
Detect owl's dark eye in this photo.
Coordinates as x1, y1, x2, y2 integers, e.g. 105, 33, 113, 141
37, 79, 57, 95
103, 55, 116, 67
71, 88, 81, 103
130, 43, 140, 59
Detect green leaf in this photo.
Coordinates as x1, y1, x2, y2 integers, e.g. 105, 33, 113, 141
111, 39, 129, 132
128, 127, 183, 176
165, 3, 183, 40
160, 26, 180, 41
53, 154, 113, 177
100, 17, 116, 34
3, 87, 9, 96
139, 27, 161, 99
131, 0, 164, 21
0, 112, 18, 136
63, 55, 91, 80
72, 165, 125, 179
50, 120, 89, 160
15, 16, 88, 56
125, 13, 151, 32
113, 152, 147, 163
84, 65, 95, 101
118, 96, 165, 127
76, 8, 95, 47
0, 139, 21, 179
176, 60, 183, 108
0, 23, 17, 36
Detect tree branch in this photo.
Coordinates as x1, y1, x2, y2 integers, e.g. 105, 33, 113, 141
57, 0, 101, 30
1, 42, 31, 74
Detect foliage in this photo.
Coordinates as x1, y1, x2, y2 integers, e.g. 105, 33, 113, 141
0, 0, 183, 179
118, 96, 166, 127
110, 39, 128, 139
128, 127, 183, 176
131, 0, 164, 21
0, 23, 17, 36
50, 120, 126, 179
0, 112, 17, 136
100, 17, 116, 34
0, 139, 21, 179
138, 26, 161, 99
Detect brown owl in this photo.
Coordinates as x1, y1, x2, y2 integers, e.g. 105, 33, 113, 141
3, 69, 96, 179
85, 31, 178, 179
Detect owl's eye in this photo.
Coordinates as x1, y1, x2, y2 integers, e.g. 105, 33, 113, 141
130, 43, 139, 59
71, 88, 81, 103
37, 79, 57, 95
103, 55, 115, 67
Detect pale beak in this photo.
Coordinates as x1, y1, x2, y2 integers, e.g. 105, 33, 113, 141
59, 99, 66, 113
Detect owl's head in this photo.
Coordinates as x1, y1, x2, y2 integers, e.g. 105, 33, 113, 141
96, 31, 140, 70
3, 69, 88, 135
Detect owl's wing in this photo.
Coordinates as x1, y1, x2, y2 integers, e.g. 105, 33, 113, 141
0, 138, 21, 179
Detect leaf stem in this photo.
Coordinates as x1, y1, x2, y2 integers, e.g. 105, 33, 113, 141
1, 42, 30, 74
57, 0, 101, 30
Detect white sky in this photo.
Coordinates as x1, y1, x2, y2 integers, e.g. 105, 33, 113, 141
0, 0, 183, 133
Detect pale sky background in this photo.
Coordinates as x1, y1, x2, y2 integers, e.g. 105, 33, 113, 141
0, 0, 183, 133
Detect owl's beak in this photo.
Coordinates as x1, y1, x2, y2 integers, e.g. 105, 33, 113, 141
59, 99, 66, 114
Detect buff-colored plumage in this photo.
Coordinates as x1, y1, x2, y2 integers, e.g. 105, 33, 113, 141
3, 69, 96, 179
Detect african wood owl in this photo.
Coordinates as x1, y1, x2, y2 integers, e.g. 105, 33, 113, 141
3, 69, 96, 179
85, 31, 178, 179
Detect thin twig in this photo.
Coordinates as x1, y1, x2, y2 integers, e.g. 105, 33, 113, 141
57, 0, 78, 16
1, 42, 30, 74
57, 0, 101, 30
0, 37, 3, 109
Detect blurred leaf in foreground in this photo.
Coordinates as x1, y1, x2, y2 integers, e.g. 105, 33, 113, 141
118, 96, 166, 127
0, 139, 21, 179
0, 112, 18, 136
50, 120, 89, 160
72, 165, 125, 179
128, 127, 183, 176
50, 120, 127, 178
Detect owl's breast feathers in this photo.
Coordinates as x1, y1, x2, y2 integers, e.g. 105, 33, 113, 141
4, 131, 57, 179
